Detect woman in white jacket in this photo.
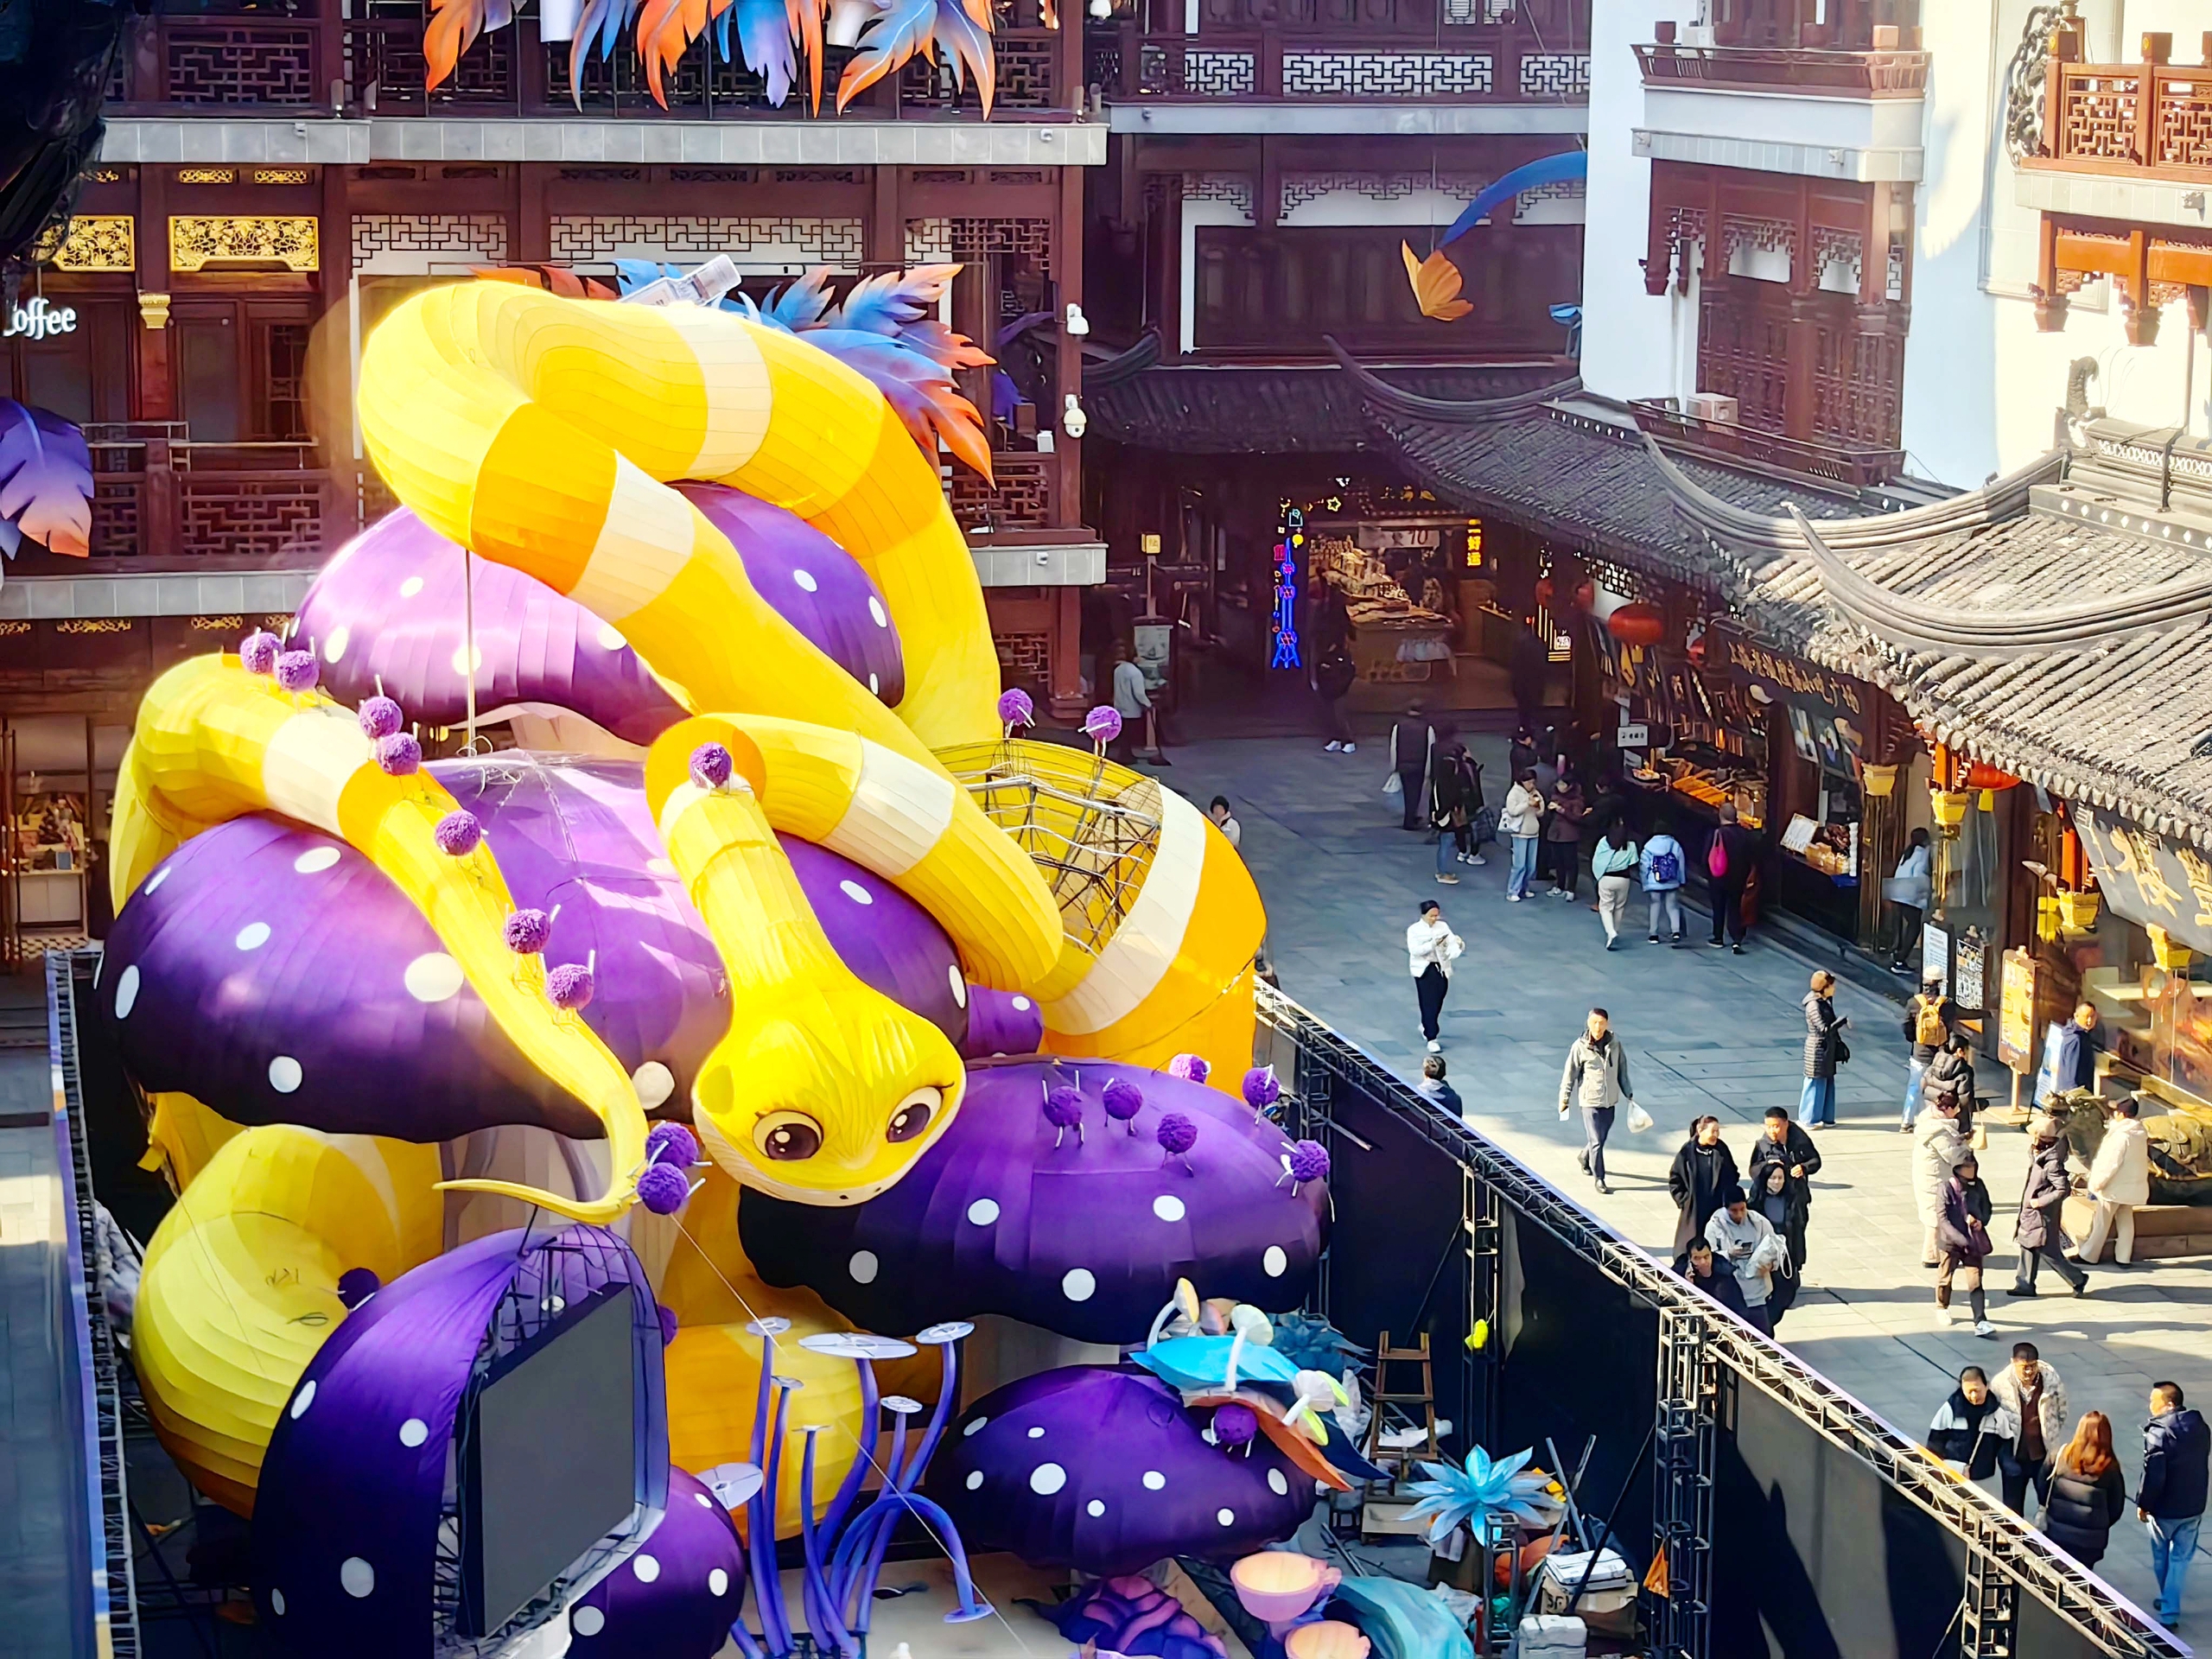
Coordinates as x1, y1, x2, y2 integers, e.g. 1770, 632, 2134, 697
1500, 768, 1545, 903
2081, 1096, 2151, 1265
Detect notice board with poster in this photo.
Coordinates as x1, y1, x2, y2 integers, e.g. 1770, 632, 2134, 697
1998, 948, 2038, 1071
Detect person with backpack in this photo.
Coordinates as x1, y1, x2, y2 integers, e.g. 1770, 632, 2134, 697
1902, 968, 1953, 1131
1429, 733, 1477, 886
1705, 803, 1757, 954
1641, 816, 1688, 944
1590, 815, 1639, 950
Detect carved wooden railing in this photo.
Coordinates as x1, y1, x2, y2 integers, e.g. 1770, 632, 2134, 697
2033, 34, 2212, 180
1088, 22, 1587, 100
948, 452, 1059, 534
1633, 41, 1929, 96
1628, 397, 1905, 487
83, 436, 340, 566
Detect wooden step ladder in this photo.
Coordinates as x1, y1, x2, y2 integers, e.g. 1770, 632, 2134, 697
1359, 1329, 1441, 1541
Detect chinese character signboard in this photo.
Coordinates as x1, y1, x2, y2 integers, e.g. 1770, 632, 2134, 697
2076, 808, 2212, 957
1708, 622, 1866, 719
1998, 947, 2038, 1071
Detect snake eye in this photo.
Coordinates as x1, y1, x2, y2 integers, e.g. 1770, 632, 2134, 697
756, 1113, 823, 1162
887, 1086, 943, 1144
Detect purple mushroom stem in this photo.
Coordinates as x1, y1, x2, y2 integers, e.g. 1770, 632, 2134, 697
798, 1428, 856, 1656
905, 1333, 963, 1491
753, 1379, 797, 1653
726, 1618, 767, 1659
845, 1411, 912, 1631
817, 1357, 880, 1548
744, 1344, 788, 1655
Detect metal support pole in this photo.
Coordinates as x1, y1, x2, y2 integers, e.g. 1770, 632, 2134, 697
1465, 1166, 1503, 1455
1963, 1541, 2018, 1659
1654, 1306, 1717, 1659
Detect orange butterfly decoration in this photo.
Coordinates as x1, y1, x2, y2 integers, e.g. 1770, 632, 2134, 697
1401, 243, 1471, 323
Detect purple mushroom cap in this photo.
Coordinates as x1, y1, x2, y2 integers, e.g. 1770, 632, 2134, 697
503, 907, 551, 954
677, 484, 905, 709
1043, 1085, 1085, 1130
1167, 1054, 1211, 1085
997, 688, 1035, 728
240, 630, 283, 674
1084, 706, 1123, 743
274, 650, 320, 694
1242, 1066, 1281, 1111
564, 1466, 746, 1658
374, 733, 421, 776
1102, 1077, 1145, 1124
432, 810, 482, 856
646, 1122, 700, 1167
358, 695, 404, 740
297, 509, 687, 747
636, 1162, 690, 1215
778, 837, 966, 1050
548, 963, 596, 1011
925, 1366, 1312, 1575
739, 1061, 1327, 1345
1157, 1113, 1198, 1156
961, 988, 1043, 1059
1289, 1141, 1330, 1184
688, 742, 734, 791
1212, 1402, 1259, 1450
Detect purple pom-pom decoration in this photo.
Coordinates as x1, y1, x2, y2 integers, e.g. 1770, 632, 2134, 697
239, 630, 283, 675
636, 1162, 690, 1215
658, 1303, 680, 1347
358, 695, 404, 740
1157, 1112, 1198, 1158
274, 649, 320, 694
1101, 1077, 1144, 1132
1083, 705, 1123, 744
1289, 1140, 1331, 1184
1044, 1083, 1086, 1147
1243, 1065, 1281, 1114
1213, 1402, 1259, 1450
690, 741, 734, 790
997, 688, 1035, 729
647, 1122, 700, 1168
1166, 1053, 1211, 1084
433, 810, 482, 856
335, 1267, 382, 1310
375, 732, 422, 776
547, 963, 595, 1011
503, 908, 550, 954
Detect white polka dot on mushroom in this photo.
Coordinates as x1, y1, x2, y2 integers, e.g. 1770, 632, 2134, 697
269, 1055, 302, 1094
1268, 1468, 1290, 1496
399, 1417, 429, 1447
235, 921, 270, 951
270, 1589, 286, 1616
323, 626, 349, 664
113, 965, 140, 1020
632, 1061, 675, 1109
1012, 995, 1032, 1012
964, 1416, 988, 1436
294, 846, 340, 874
1217, 1509, 1236, 1527
709, 1569, 730, 1597
144, 864, 170, 893
595, 622, 626, 652
399, 575, 425, 599
403, 952, 465, 1003
1027, 1426, 1046, 1440
632, 1554, 659, 1584
849, 1250, 879, 1284
1152, 1194, 1186, 1224
1062, 1268, 1096, 1302
839, 879, 873, 905
1262, 1246, 1288, 1277
695, 1492, 713, 1508
450, 643, 483, 675
966, 1198, 1000, 1226
340, 1557, 375, 1599
949, 965, 967, 1008
1142, 1471, 1166, 1491
1087, 1499, 1107, 1517
572, 1605, 605, 1637
289, 1379, 316, 1419
868, 672, 880, 696
965, 1470, 984, 1491
868, 597, 888, 628
792, 569, 819, 593
1029, 1463, 1067, 1496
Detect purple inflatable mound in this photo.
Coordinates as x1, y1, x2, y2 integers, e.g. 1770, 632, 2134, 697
677, 484, 905, 709
925, 1366, 1312, 1576
961, 986, 1045, 1059
1046, 1576, 1228, 1659
297, 510, 688, 747
779, 836, 964, 1049
566, 1467, 746, 1658
737, 1060, 1327, 1345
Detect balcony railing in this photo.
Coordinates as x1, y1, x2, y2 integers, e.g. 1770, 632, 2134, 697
950, 453, 1060, 536
111, 5, 1074, 119
1087, 23, 1587, 101
82, 433, 342, 565
2031, 37, 2212, 181
1628, 397, 1905, 487
1632, 41, 1929, 97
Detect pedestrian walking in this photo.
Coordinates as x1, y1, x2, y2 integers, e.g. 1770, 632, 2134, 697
1669, 1116, 1741, 1268
1108, 639, 1151, 765
1415, 1053, 1463, 1116
1640, 816, 1688, 944
2035, 1001, 2107, 1105
1705, 1186, 1789, 1338
1929, 1365, 2016, 1480
2043, 1411, 2127, 1569
1935, 1154, 1997, 1337
2140, 1381, 2209, 1628
2009, 1116, 2090, 1298
1990, 1342, 2069, 1518
1800, 969, 1848, 1128
1683, 1236, 1750, 1320
1429, 735, 1478, 884
1913, 1094, 1972, 1266
1389, 704, 1433, 832
1207, 796, 1242, 850
1450, 742, 1491, 868
1928, 1033, 1979, 1141
1748, 1106, 1820, 1327
1558, 1007, 1633, 1196
1405, 899, 1463, 1055
1314, 592, 1357, 753
1500, 768, 1545, 903
1591, 815, 1639, 950
1510, 622, 1548, 739
1886, 826, 1932, 972
1705, 803, 1757, 954
2081, 1095, 2150, 1266
1545, 768, 1587, 898
1901, 967, 1952, 1131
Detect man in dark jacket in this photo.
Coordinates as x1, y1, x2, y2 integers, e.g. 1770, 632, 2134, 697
1706, 804, 1758, 954
1683, 1238, 1749, 1321
1749, 1106, 1820, 1325
2009, 1118, 2089, 1297
2141, 1382, 2209, 1628
1390, 704, 1433, 832
1929, 1365, 2013, 1479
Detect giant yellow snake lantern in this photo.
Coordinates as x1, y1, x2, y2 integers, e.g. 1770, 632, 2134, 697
102, 273, 1270, 1530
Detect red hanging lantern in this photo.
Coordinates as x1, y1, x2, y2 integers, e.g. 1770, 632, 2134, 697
1605, 603, 1666, 645
1964, 761, 2020, 791
1571, 579, 1595, 613
1532, 575, 1554, 610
